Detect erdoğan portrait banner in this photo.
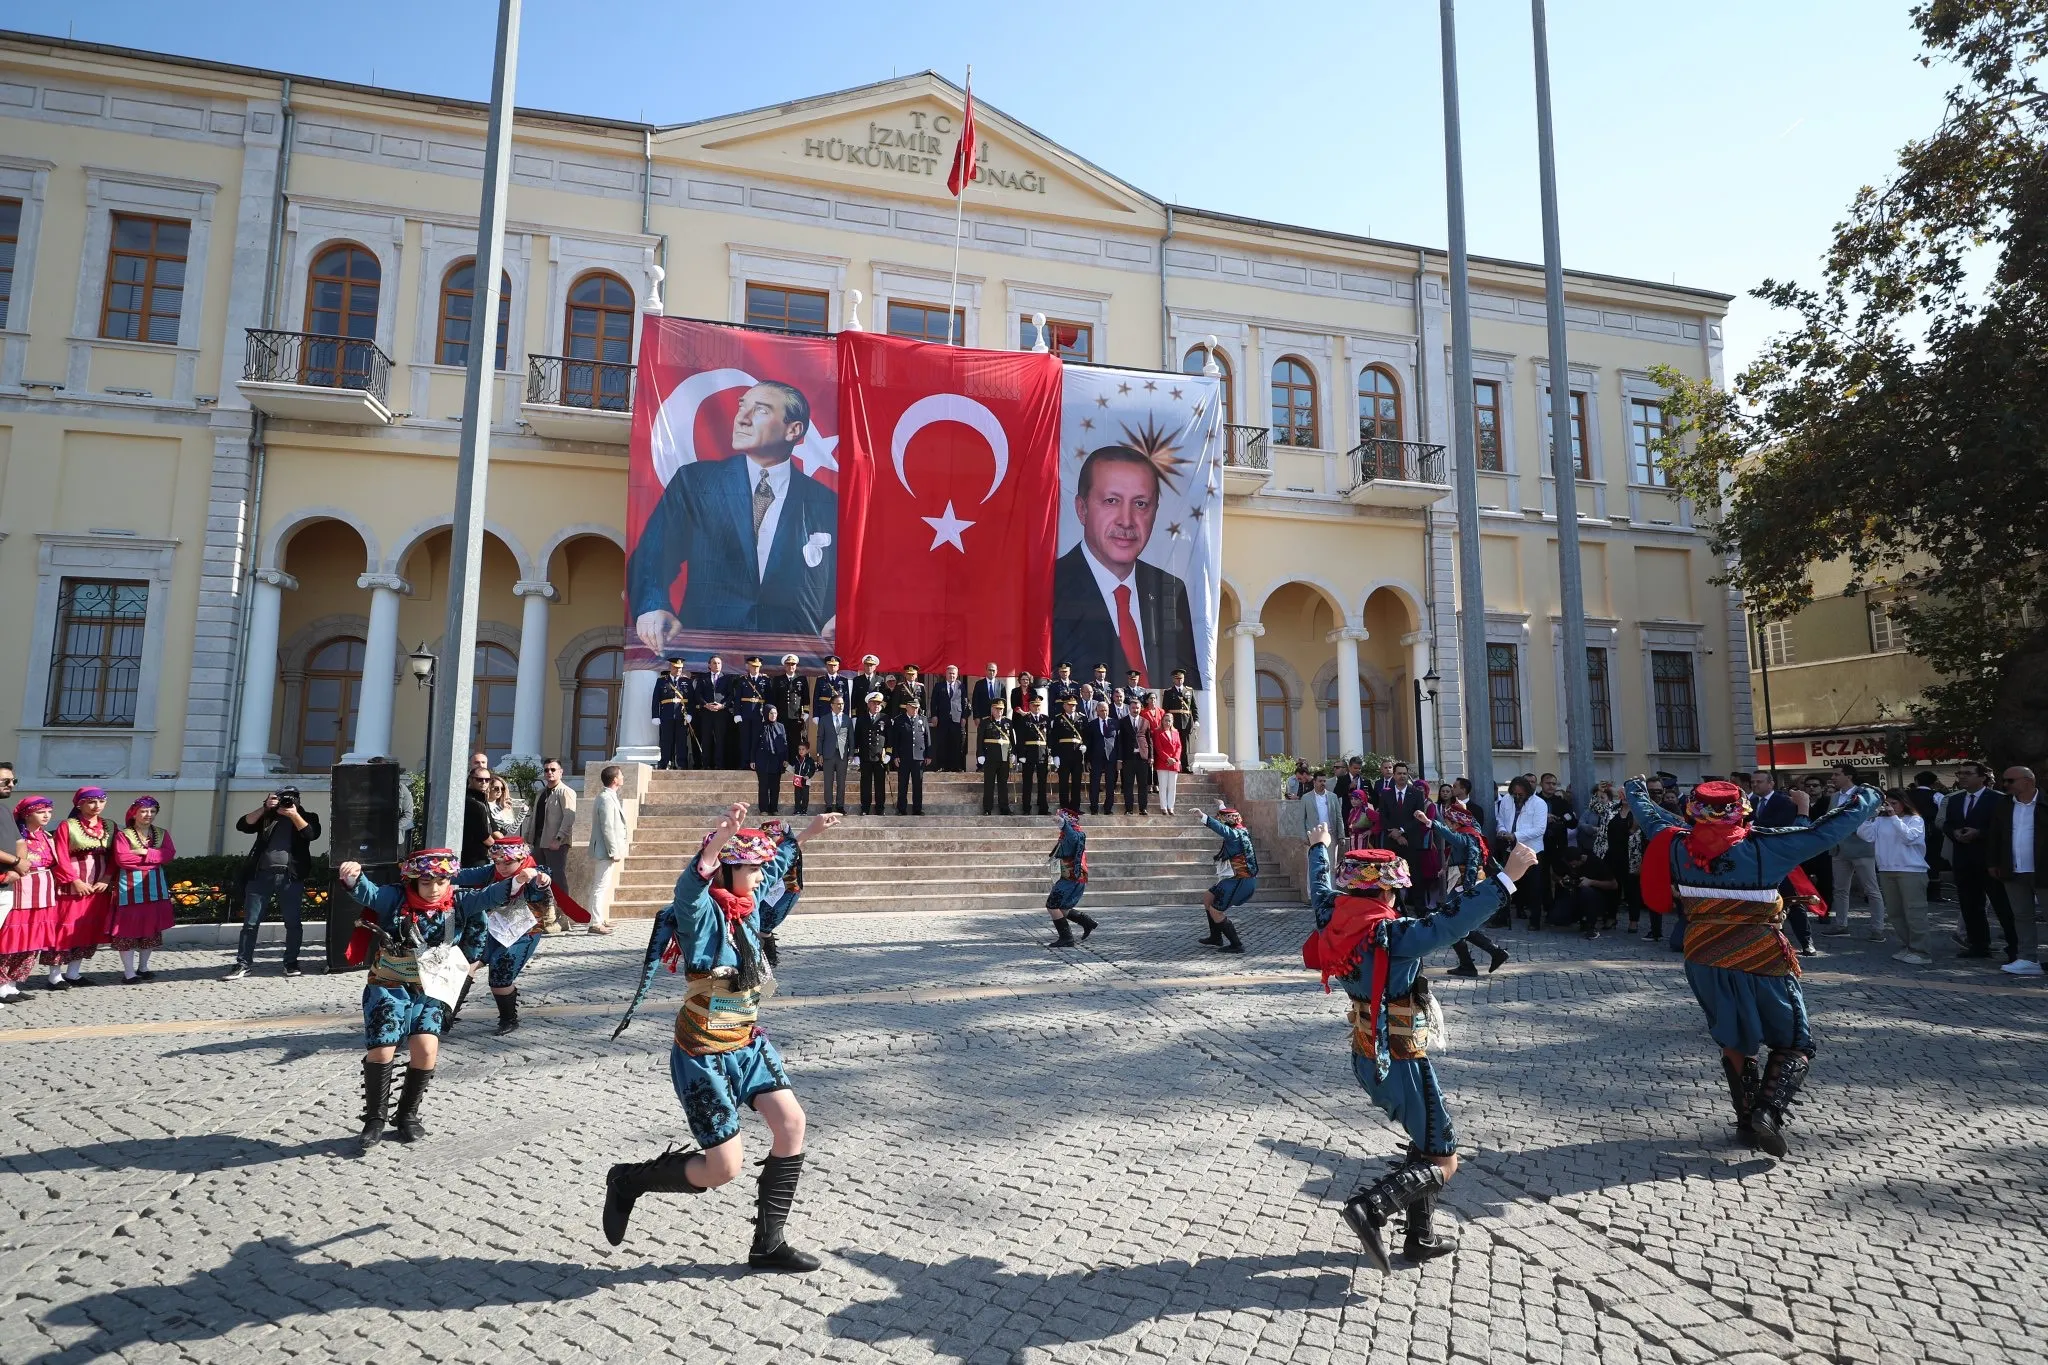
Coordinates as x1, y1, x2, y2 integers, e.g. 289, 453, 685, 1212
625, 316, 1223, 698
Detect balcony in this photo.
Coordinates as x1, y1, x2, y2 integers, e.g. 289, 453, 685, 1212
1346, 437, 1452, 511
237, 329, 394, 425
522, 354, 634, 443
1220, 423, 1272, 496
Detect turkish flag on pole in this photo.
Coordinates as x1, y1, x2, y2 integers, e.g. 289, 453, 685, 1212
946, 77, 977, 196
836, 333, 1060, 672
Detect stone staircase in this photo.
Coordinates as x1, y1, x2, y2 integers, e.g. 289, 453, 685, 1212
608, 770, 1298, 917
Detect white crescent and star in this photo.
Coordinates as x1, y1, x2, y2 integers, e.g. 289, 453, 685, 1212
922, 500, 974, 552
889, 393, 1014, 553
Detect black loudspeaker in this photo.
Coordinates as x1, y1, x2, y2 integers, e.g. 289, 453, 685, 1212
325, 762, 401, 972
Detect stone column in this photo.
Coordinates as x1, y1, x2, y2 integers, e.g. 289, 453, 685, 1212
343, 573, 410, 763
1227, 622, 1264, 768
509, 580, 556, 760
1327, 625, 1369, 758
233, 568, 295, 777
615, 668, 659, 762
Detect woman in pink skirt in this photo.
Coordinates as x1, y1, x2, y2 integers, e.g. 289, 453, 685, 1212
47, 785, 114, 988
1, 796, 60, 1001
109, 795, 176, 983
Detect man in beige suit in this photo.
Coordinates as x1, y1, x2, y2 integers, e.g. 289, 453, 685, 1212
522, 757, 578, 890
585, 764, 629, 933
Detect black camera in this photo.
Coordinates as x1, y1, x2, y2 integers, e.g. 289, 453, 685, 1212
273, 792, 297, 811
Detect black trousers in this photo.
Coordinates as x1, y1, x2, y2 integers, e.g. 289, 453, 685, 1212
1121, 757, 1151, 813
859, 763, 888, 814
936, 722, 966, 771
1017, 759, 1048, 814
1954, 857, 2017, 953
895, 761, 925, 813
982, 763, 1011, 814
658, 712, 690, 768
1089, 760, 1116, 813
697, 715, 729, 769
1055, 756, 1084, 812
754, 767, 782, 814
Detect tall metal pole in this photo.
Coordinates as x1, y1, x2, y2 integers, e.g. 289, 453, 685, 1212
1532, 0, 1595, 822
1439, 1, 1495, 824
1754, 613, 1779, 778
427, 0, 521, 848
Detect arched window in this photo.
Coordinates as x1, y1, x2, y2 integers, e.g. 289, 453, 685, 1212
572, 647, 623, 770
303, 243, 381, 386
563, 270, 634, 410
1358, 365, 1402, 443
1270, 357, 1317, 448
437, 259, 511, 370
1256, 669, 1291, 758
1182, 344, 1234, 426
471, 642, 519, 764
297, 637, 366, 771
1321, 676, 1379, 760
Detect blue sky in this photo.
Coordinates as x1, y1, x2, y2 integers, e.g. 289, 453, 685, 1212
13, 1, 1954, 372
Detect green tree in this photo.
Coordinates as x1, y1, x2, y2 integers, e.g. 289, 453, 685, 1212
1650, 0, 2048, 769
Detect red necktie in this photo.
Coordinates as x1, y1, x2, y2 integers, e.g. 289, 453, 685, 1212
1114, 584, 1146, 686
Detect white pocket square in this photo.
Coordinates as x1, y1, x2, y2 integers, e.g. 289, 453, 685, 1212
803, 532, 832, 568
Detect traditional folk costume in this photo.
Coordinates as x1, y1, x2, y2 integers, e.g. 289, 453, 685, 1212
605, 827, 818, 1273
756, 820, 802, 969
1044, 810, 1097, 948
0, 797, 60, 999
108, 799, 176, 982
47, 788, 115, 984
1624, 776, 1880, 1157
1302, 816, 1516, 1271
452, 833, 590, 1034
342, 848, 520, 1146
1197, 808, 1257, 953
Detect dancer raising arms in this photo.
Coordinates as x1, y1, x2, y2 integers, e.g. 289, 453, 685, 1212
1044, 808, 1097, 948
453, 833, 591, 1034
604, 803, 842, 1273
1196, 805, 1257, 953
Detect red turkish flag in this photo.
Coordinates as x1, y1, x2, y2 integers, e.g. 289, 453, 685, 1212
836, 332, 1060, 673
946, 80, 977, 197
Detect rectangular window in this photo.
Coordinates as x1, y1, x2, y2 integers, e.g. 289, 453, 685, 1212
1473, 379, 1503, 471
1542, 386, 1592, 479
46, 579, 148, 727
1019, 315, 1093, 363
887, 300, 964, 345
743, 283, 828, 335
1869, 600, 1904, 653
0, 197, 20, 329
1487, 643, 1522, 750
1586, 647, 1614, 752
1629, 398, 1671, 485
1651, 650, 1700, 753
1757, 619, 1795, 667
100, 213, 189, 344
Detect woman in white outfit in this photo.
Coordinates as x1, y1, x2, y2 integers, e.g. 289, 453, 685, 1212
1859, 789, 1931, 963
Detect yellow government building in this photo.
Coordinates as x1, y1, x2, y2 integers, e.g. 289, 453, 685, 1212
0, 32, 1755, 849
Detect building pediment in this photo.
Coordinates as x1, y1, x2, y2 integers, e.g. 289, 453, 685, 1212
658, 73, 1156, 225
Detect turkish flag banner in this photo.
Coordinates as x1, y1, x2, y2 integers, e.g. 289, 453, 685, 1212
836, 332, 1060, 673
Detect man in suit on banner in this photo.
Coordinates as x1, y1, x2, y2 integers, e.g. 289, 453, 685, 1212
628, 380, 837, 650
1053, 445, 1201, 689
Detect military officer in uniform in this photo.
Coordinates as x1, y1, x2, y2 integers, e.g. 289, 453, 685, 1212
1046, 663, 1081, 715
811, 654, 852, 725
654, 657, 693, 770
1163, 668, 1199, 760
1051, 695, 1088, 814
853, 654, 886, 713
889, 664, 927, 720
891, 697, 932, 815
766, 654, 810, 749
978, 700, 1015, 816
730, 657, 769, 767
1013, 699, 1052, 816
852, 692, 892, 816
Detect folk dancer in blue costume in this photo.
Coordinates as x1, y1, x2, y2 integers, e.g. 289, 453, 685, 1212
604, 803, 843, 1273
1624, 775, 1880, 1156
337, 847, 534, 1148
754, 818, 803, 969
451, 833, 591, 1034
1301, 810, 1538, 1270
1044, 808, 1098, 948
1195, 805, 1257, 953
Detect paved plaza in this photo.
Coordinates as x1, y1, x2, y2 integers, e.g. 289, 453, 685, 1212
2, 900, 2044, 1365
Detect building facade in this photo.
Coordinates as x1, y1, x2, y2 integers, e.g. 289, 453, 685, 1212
0, 32, 1752, 850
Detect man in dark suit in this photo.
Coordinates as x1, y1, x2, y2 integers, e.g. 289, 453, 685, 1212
891, 698, 932, 815
1944, 761, 2015, 960
1909, 772, 1948, 901
1748, 770, 1799, 829
852, 692, 892, 816
1050, 696, 1087, 813
1046, 663, 1080, 715
815, 690, 852, 814
971, 663, 1005, 723
1086, 701, 1120, 816
628, 380, 837, 650
811, 654, 852, 725
1375, 761, 1431, 899
930, 665, 969, 771
1052, 445, 1201, 688
1162, 668, 1198, 760
653, 657, 692, 770
692, 655, 733, 769
765, 654, 810, 750
750, 704, 789, 814
1115, 704, 1150, 815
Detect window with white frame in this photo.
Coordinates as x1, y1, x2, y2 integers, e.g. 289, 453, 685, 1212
1629, 397, 1672, 485
1757, 619, 1795, 667
1869, 599, 1906, 653
1541, 386, 1592, 479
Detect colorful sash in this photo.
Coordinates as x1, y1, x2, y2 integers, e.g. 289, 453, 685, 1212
1680, 891, 1800, 977
116, 867, 170, 907
674, 971, 766, 1055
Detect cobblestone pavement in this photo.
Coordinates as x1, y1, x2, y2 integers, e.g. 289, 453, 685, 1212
3, 897, 2044, 1365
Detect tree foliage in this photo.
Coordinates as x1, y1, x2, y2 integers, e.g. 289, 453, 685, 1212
1649, 0, 2048, 766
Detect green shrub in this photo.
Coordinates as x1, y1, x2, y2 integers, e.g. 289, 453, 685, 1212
166, 852, 333, 924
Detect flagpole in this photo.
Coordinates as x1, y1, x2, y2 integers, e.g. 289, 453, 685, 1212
946, 65, 970, 345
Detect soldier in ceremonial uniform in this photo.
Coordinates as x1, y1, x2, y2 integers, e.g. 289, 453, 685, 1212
1090, 663, 1111, 696
810, 654, 852, 723
1163, 668, 1199, 760
1013, 700, 1051, 816
971, 662, 1005, 721
853, 654, 886, 712
1009, 669, 1043, 720
852, 692, 892, 816
889, 664, 927, 719
654, 657, 693, 770
891, 697, 932, 815
731, 657, 769, 762
766, 654, 810, 749
1046, 663, 1080, 714
1050, 696, 1088, 813
978, 700, 1015, 816
693, 656, 734, 769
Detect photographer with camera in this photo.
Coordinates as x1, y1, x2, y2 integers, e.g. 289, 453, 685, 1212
225, 785, 322, 981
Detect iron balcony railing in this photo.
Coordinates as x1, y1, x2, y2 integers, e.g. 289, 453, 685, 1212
1222, 424, 1270, 470
527, 353, 635, 413
244, 328, 393, 401
1349, 437, 1448, 488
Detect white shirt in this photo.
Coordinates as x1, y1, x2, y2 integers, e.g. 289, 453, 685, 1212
746, 456, 793, 583
2014, 795, 2037, 875
1080, 542, 1146, 673
1857, 813, 1927, 873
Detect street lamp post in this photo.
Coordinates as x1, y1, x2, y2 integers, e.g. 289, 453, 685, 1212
409, 643, 436, 846
1421, 668, 1442, 783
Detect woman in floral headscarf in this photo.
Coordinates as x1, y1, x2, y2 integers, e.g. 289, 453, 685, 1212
46, 786, 114, 987
0, 797, 60, 1002
108, 797, 177, 983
